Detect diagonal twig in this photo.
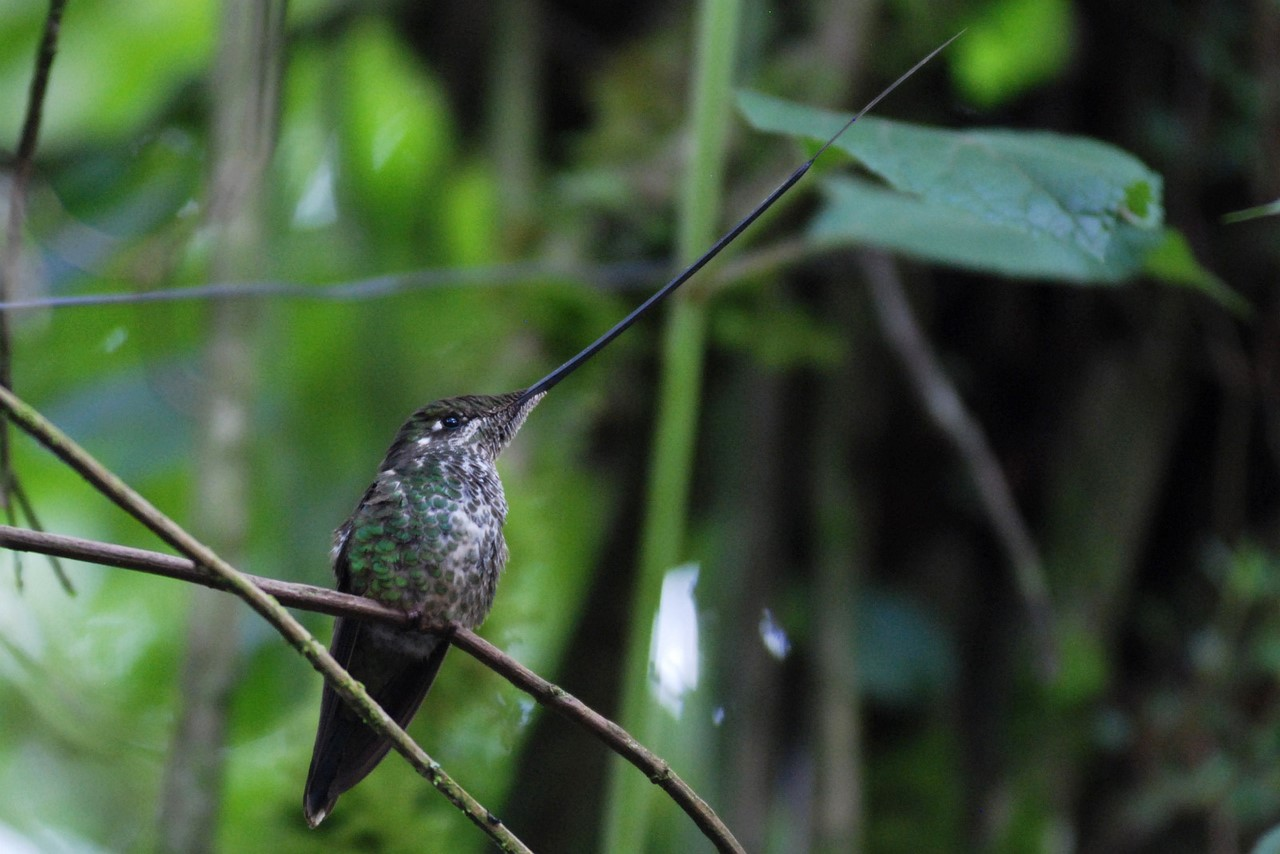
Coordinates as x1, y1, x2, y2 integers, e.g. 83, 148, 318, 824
0, 383, 531, 853
0, 523, 746, 854
1, 0, 72, 592
860, 250, 1059, 678
0, 383, 746, 852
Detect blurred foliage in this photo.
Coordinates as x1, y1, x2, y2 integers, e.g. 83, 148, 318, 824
0, 0, 1277, 853
0, 0, 214, 150
951, 0, 1073, 107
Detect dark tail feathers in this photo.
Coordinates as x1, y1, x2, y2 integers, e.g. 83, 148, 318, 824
303, 619, 449, 826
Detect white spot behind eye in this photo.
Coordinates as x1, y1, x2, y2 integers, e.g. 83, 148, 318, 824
431, 420, 443, 432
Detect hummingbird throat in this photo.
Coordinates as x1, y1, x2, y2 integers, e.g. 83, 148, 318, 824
515, 32, 961, 407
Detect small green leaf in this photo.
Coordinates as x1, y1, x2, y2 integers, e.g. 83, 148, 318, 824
1223, 197, 1280, 224
952, 0, 1074, 107
1143, 229, 1251, 316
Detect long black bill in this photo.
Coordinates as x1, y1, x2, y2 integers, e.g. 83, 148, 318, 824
515, 31, 962, 408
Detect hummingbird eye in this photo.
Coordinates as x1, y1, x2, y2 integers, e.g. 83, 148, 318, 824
428, 413, 463, 434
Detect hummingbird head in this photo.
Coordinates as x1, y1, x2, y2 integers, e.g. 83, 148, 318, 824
386, 390, 545, 466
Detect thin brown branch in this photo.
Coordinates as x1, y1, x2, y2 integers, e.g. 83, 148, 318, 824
452, 626, 744, 854
861, 250, 1060, 678
0, 522, 747, 854
0, 240, 826, 315
3, 0, 67, 476
2, 0, 67, 448
1, 0, 69, 588
0, 259, 667, 311
0, 526, 387, 619
0, 243, 824, 315
0, 384, 530, 853
8, 477, 70, 593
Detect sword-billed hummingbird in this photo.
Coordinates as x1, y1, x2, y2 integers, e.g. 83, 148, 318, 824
302, 35, 958, 826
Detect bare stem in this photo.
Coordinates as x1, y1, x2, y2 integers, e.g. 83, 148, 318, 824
0, 522, 744, 854
1, 0, 71, 592
0, 381, 744, 852
861, 250, 1059, 678
0, 384, 530, 853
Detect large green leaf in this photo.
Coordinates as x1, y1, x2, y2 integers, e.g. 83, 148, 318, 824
739, 91, 1165, 282
810, 174, 1163, 282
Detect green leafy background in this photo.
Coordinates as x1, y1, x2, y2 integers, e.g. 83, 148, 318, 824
0, 1, 1277, 852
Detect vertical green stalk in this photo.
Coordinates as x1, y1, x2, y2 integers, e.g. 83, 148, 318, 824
601, 0, 740, 850
156, 2, 284, 850
488, 0, 541, 251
